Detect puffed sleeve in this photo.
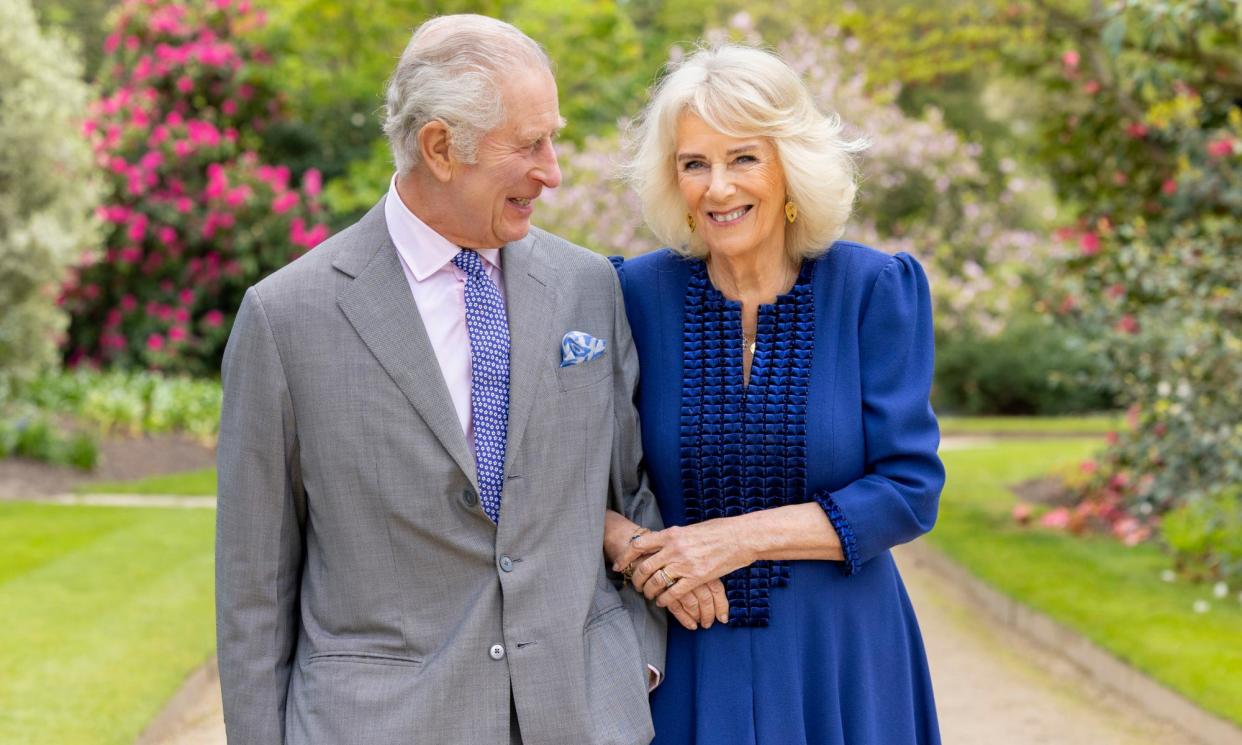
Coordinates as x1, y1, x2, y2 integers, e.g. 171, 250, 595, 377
811, 252, 944, 575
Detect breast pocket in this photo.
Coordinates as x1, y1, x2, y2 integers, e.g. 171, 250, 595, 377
556, 356, 612, 392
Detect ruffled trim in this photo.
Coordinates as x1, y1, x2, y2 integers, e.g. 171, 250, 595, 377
607, 255, 626, 273
812, 490, 861, 576
678, 259, 815, 626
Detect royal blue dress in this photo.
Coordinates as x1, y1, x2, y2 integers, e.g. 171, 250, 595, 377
613, 243, 944, 745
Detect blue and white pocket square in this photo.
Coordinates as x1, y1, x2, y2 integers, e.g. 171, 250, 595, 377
560, 331, 607, 367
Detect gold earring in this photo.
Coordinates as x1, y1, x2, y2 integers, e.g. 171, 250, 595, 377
686, 213, 696, 232
785, 201, 798, 224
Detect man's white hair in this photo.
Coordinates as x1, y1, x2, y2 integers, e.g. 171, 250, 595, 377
383, 15, 551, 176
626, 44, 868, 261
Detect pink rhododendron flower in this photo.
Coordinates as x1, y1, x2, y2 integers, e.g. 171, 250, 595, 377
1080, 459, 1097, 474
147, 333, 166, 351
221, 99, 238, 116
272, 192, 299, 214
1115, 314, 1139, 334
120, 294, 138, 312
179, 289, 195, 305
1125, 122, 1148, 139
203, 309, 225, 327
1162, 178, 1177, 195
1079, 232, 1100, 256
303, 168, 322, 197
1083, 80, 1101, 95
1207, 138, 1235, 158
1041, 508, 1070, 529
169, 326, 188, 342
158, 226, 177, 244
1061, 49, 1079, 69
177, 76, 194, 93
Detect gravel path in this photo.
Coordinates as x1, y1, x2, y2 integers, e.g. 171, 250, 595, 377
139, 543, 1202, 745
894, 545, 1198, 745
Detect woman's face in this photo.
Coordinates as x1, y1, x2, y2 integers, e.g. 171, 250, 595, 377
675, 113, 788, 261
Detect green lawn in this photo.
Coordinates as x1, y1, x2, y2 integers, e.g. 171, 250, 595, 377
76, 467, 217, 496
0, 502, 215, 744
935, 439, 1242, 726
940, 414, 1121, 435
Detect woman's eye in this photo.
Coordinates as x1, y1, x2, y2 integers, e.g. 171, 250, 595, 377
682, 160, 706, 171
735, 154, 758, 164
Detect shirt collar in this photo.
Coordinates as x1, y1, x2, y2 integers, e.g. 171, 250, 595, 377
384, 174, 501, 281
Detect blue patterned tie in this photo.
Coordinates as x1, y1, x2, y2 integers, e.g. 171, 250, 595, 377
453, 249, 509, 523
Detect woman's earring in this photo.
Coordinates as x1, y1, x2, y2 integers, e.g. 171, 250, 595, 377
785, 201, 798, 224
686, 213, 696, 232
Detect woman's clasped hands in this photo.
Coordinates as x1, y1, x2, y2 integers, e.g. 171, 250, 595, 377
605, 511, 756, 631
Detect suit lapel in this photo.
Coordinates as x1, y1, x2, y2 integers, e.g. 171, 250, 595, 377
500, 233, 555, 476
336, 208, 478, 490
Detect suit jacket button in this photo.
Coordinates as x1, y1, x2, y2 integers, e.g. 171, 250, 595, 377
462, 487, 478, 507
499, 556, 514, 572
489, 644, 506, 660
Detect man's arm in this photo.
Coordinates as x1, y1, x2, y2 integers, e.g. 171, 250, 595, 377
605, 269, 667, 685
216, 287, 306, 743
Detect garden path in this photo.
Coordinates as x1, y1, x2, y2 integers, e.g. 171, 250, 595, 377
139, 540, 1199, 745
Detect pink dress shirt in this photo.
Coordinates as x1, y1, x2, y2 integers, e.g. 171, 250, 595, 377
383, 176, 504, 444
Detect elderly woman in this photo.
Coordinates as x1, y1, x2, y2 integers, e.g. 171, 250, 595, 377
603, 44, 944, 744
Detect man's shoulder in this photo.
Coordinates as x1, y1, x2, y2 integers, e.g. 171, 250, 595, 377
525, 225, 613, 281
253, 203, 386, 303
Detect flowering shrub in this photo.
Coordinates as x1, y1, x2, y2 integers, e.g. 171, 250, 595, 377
0, 0, 101, 384
539, 21, 1059, 337
1014, 1, 1242, 577
60, 0, 330, 375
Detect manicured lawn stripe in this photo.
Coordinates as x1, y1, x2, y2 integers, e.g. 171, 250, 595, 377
940, 414, 1121, 435
76, 467, 217, 496
934, 440, 1242, 726
0, 503, 215, 744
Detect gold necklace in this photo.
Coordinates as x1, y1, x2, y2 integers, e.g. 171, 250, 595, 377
707, 258, 796, 358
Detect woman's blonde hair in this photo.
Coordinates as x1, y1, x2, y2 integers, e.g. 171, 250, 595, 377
626, 44, 867, 260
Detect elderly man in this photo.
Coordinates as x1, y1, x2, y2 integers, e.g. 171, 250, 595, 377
216, 15, 664, 745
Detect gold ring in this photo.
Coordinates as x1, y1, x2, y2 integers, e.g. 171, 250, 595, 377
622, 563, 636, 581
657, 568, 676, 588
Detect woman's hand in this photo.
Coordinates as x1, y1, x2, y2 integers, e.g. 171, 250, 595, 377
603, 509, 646, 569
665, 579, 730, 629
616, 519, 755, 608
605, 510, 731, 629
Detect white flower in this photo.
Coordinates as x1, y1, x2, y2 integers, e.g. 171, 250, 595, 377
1160, 569, 1177, 583
1192, 599, 1210, 614
1214, 582, 1229, 599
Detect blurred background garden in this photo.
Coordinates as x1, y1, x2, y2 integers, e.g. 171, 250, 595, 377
1, 0, 1239, 742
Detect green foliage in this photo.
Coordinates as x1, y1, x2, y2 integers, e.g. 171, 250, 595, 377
21, 369, 222, 442
1162, 485, 1242, 582
934, 312, 1116, 415
1012, 0, 1242, 524
0, 0, 102, 385
60, 0, 330, 374
32, 0, 116, 79
0, 408, 98, 471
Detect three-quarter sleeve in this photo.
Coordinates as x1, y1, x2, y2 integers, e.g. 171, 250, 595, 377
811, 252, 944, 575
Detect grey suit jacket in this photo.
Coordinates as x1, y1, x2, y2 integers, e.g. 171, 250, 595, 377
216, 198, 665, 744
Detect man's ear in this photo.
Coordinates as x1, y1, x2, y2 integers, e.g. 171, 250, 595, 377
417, 120, 454, 183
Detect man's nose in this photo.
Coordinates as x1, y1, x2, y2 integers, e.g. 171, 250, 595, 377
536, 143, 562, 189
